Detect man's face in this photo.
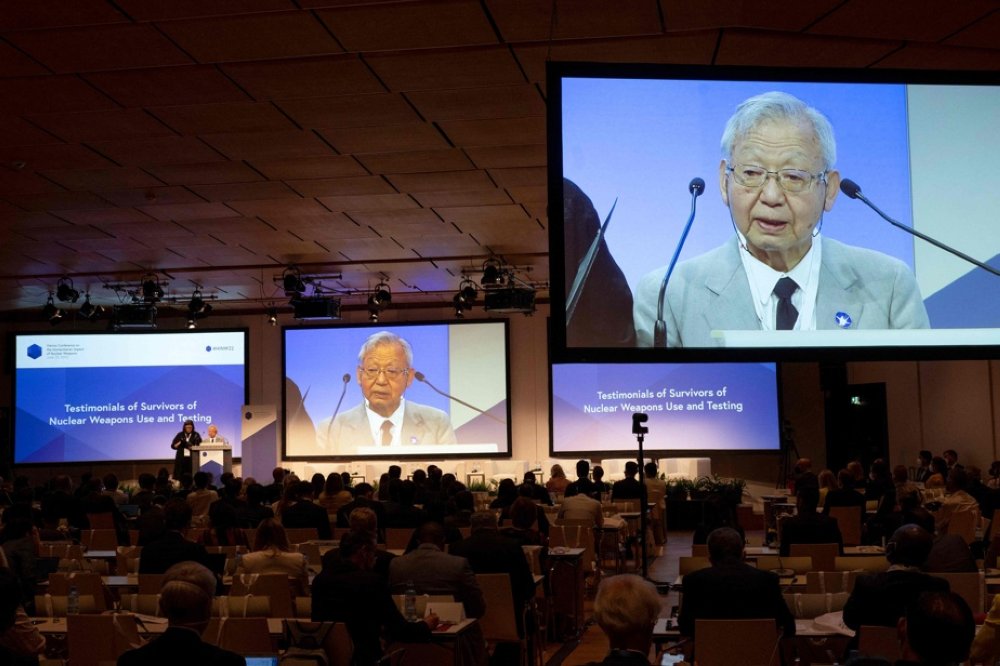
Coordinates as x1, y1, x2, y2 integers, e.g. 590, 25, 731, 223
207, 425, 217, 438
357, 342, 413, 417
720, 119, 840, 272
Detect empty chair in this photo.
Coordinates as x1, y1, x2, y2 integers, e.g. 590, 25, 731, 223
783, 592, 850, 618
284, 528, 319, 545
476, 573, 527, 665
755, 556, 812, 574
80, 529, 118, 550
679, 557, 712, 576
85, 512, 116, 530
39, 543, 84, 559
790, 543, 839, 572
691, 544, 709, 557
828, 506, 863, 546
213, 595, 272, 617
805, 571, 859, 594
67, 613, 143, 666
694, 618, 780, 666
934, 571, 986, 614
834, 555, 888, 573
230, 572, 294, 617
944, 510, 978, 544
116, 545, 142, 575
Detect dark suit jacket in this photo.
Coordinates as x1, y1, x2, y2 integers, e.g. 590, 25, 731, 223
336, 497, 386, 531
823, 488, 867, 515
138, 531, 210, 574
117, 626, 244, 666
678, 561, 795, 638
843, 569, 950, 630
388, 543, 486, 618
611, 478, 643, 501
779, 514, 843, 556
312, 556, 430, 666
449, 530, 535, 634
280, 499, 332, 539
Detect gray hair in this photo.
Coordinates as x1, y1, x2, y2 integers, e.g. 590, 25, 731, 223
159, 561, 215, 625
357, 330, 413, 367
593, 574, 661, 639
721, 91, 837, 170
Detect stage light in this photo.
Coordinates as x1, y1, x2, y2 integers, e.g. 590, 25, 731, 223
453, 292, 466, 319
282, 266, 306, 295
78, 294, 103, 321
141, 275, 163, 302
56, 277, 80, 303
457, 278, 478, 305
481, 258, 503, 287
42, 293, 65, 325
368, 295, 380, 322
188, 289, 206, 314
187, 316, 197, 329
372, 281, 392, 308
267, 307, 278, 326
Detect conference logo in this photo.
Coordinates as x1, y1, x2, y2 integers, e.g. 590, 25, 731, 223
206, 344, 236, 352
27, 344, 42, 360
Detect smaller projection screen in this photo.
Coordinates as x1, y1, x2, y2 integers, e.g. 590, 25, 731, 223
551, 362, 781, 454
14, 330, 248, 464
284, 321, 510, 459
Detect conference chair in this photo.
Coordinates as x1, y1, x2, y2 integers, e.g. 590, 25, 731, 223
805, 571, 859, 594
944, 510, 979, 545
118, 593, 162, 616
39, 543, 84, 559
284, 620, 353, 666
476, 573, 528, 666
857, 625, 902, 662
47, 572, 110, 611
204, 617, 274, 655
67, 613, 143, 666
115, 545, 142, 575
137, 573, 166, 594
690, 543, 709, 557
790, 543, 839, 572
384, 527, 415, 551
214, 595, 272, 617
834, 555, 887, 573
934, 571, 986, 614
230, 572, 294, 617
782, 592, 850, 618
755, 555, 813, 575
828, 507, 863, 546
283, 527, 320, 545
85, 512, 116, 530
678, 556, 712, 576
694, 619, 781, 666
34, 594, 99, 616
80, 528, 117, 550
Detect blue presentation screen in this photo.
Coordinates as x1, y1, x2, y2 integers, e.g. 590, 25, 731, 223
551, 362, 780, 453
14, 331, 247, 464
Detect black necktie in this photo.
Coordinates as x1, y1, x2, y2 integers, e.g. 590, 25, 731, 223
774, 277, 799, 330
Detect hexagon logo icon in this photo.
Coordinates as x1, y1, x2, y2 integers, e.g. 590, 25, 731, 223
27, 344, 42, 359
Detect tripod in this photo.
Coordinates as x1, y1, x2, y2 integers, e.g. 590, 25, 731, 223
776, 419, 799, 490
632, 413, 650, 579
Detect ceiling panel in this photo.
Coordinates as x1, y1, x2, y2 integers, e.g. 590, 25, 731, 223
436, 117, 545, 147
385, 170, 496, 193
488, 0, 663, 41
157, 11, 343, 63
0, 144, 115, 171
188, 181, 300, 201
406, 85, 545, 122
148, 101, 296, 134
200, 129, 335, 161
59, 207, 155, 226
366, 46, 526, 92
317, 0, 497, 52
222, 56, 381, 101
464, 144, 545, 169
315, 193, 418, 212
809, 0, 997, 42
6, 24, 191, 73
0, 116, 60, 147
716, 30, 900, 68
318, 123, 448, 154
225, 197, 330, 218
115, 0, 294, 21
411, 188, 512, 208
4, 191, 113, 211
284, 175, 397, 198
435, 204, 530, 227
0, 41, 50, 77
945, 11, 1000, 49
39, 167, 164, 191
872, 43, 1000, 70
276, 93, 419, 129
85, 66, 250, 107
656, 0, 841, 32
89, 136, 227, 167
0, 1, 127, 31
136, 201, 239, 221
245, 156, 366, 180
96, 219, 195, 239
26, 109, 174, 142
357, 149, 475, 175
145, 161, 266, 186
0, 170, 66, 196
328, 237, 418, 261
486, 166, 545, 189
0, 76, 118, 114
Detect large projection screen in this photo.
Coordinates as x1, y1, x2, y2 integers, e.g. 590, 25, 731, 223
14, 330, 248, 464
284, 320, 511, 460
550, 361, 781, 455
549, 63, 1000, 360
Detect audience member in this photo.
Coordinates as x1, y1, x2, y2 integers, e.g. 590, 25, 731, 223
312, 530, 435, 666
196, 501, 249, 548
237, 518, 309, 592
336, 507, 395, 578
903, 591, 974, 666
520, 471, 552, 505
914, 450, 933, 483
822, 469, 866, 517
817, 469, 837, 507
279, 481, 332, 539
337, 482, 386, 533
102, 473, 128, 505
489, 479, 519, 512
611, 462, 643, 501
316, 473, 352, 516
779, 486, 843, 556
678, 527, 795, 638
925, 457, 948, 489
263, 467, 286, 504
117, 561, 245, 665
592, 466, 610, 497
843, 524, 949, 634
138, 499, 211, 574
584, 574, 661, 666
384, 479, 428, 529
0, 567, 44, 665
185, 472, 219, 524
932, 468, 979, 533
969, 591, 1000, 664
236, 483, 274, 529
559, 485, 604, 527
546, 464, 571, 495
943, 449, 962, 473
892, 465, 921, 506
846, 461, 867, 490
565, 460, 597, 498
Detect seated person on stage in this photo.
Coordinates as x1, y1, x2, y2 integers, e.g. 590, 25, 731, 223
678, 527, 795, 638
565, 460, 597, 499
843, 524, 949, 634
778, 485, 843, 556
117, 561, 244, 666
904, 591, 975, 666
312, 530, 436, 666
583, 574, 662, 666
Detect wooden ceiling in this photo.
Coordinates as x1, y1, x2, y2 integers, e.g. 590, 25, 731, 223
1, 0, 998, 319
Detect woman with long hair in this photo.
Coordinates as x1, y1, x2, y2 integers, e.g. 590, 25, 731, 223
545, 464, 570, 495
236, 518, 308, 592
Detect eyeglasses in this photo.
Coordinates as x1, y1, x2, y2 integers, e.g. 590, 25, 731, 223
359, 366, 409, 380
726, 163, 827, 193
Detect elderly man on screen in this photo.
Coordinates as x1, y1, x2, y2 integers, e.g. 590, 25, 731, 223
634, 91, 929, 348
316, 331, 456, 454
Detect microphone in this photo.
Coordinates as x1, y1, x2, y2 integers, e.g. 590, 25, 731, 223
325, 373, 351, 442
413, 371, 505, 423
654, 178, 705, 346
566, 197, 618, 326
840, 178, 1000, 277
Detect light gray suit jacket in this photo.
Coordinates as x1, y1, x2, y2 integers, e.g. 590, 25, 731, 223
634, 236, 930, 347
315, 401, 456, 454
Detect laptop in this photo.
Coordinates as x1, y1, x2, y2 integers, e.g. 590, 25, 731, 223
244, 657, 278, 666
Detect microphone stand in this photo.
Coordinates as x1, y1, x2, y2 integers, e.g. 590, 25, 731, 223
632, 413, 650, 579
325, 374, 351, 443
414, 371, 505, 423
841, 179, 1000, 277
654, 178, 705, 347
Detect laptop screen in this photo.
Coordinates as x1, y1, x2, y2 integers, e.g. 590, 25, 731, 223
244, 658, 278, 666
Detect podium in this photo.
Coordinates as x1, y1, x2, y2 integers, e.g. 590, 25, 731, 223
190, 442, 232, 479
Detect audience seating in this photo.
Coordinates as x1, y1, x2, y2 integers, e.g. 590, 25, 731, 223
39, 543, 84, 559
944, 510, 979, 544
690, 544, 708, 557
755, 556, 813, 574
834, 555, 887, 572
385, 528, 414, 551
476, 573, 528, 666
294, 596, 312, 618
934, 571, 986, 614
116, 545, 141, 575
285, 620, 353, 666
789, 543, 839, 572
284, 528, 320, 545
67, 613, 143, 666
694, 618, 780, 666
214, 595, 272, 617
805, 571, 859, 594
47, 572, 109, 611
827, 506, 863, 546
678, 556, 712, 576
230, 572, 295, 618
34, 594, 99, 616
118, 593, 161, 616
204, 617, 275, 655
782, 592, 849, 618
85, 512, 116, 530
137, 573, 166, 594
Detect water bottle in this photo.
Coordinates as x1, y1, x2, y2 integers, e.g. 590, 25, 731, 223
67, 584, 80, 615
403, 581, 418, 622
